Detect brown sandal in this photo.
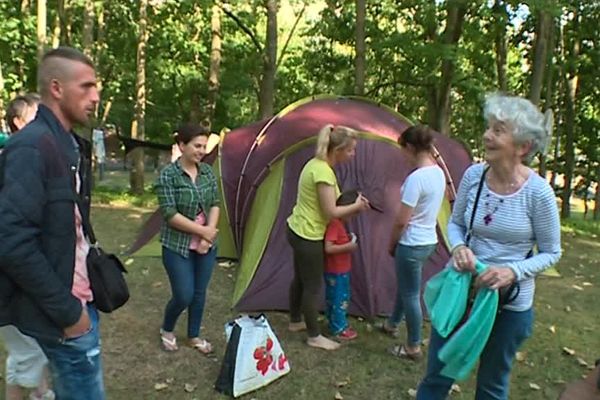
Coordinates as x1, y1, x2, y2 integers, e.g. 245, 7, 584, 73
388, 344, 422, 361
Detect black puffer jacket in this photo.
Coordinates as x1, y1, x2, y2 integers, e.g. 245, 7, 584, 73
0, 105, 92, 343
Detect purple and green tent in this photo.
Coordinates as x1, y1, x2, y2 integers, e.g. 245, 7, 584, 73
130, 95, 472, 318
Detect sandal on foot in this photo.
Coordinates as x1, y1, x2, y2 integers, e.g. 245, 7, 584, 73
388, 344, 422, 361
378, 321, 399, 337
189, 338, 213, 354
159, 329, 178, 352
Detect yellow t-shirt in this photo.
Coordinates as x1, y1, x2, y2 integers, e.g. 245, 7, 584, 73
287, 158, 340, 240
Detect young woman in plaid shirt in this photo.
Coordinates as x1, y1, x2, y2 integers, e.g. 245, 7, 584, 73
155, 123, 220, 354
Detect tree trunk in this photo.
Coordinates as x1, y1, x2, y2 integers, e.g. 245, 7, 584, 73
82, 0, 94, 59
258, 0, 277, 119
529, 9, 551, 106
428, 1, 467, 134
493, 0, 508, 92
0, 61, 6, 132
354, 0, 366, 96
130, 0, 148, 195
204, 4, 222, 132
51, 0, 62, 47
37, 0, 47, 61
538, 20, 557, 178
59, 0, 71, 45
560, 12, 580, 219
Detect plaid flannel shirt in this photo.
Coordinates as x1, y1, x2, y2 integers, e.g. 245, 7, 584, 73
155, 159, 220, 257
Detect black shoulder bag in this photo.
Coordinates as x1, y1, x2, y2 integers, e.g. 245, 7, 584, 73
75, 195, 130, 313
465, 166, 520, 311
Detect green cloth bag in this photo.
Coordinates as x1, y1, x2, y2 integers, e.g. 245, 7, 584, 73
424, 260, 499, 381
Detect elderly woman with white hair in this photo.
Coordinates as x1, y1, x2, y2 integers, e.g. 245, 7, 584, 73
416, 93, 562, 400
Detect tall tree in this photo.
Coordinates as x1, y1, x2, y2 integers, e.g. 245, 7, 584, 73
82, 0, 94, 59
354, 0, 366, 95
427, 0, 468, 135
529, 7, 552, 106
258, 0, 278, 119
560, 7, 580, 219
492, 0, 508, 92
37, 0, 47, 61
204, 3, 222, 132
130, 0, 148, 194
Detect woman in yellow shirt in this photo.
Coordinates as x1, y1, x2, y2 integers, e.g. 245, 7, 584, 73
287, 125, 370, 350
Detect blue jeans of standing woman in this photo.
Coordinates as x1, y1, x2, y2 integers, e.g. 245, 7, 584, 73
387, 243, 436, 346
162, 246, 217, 338
417, 308, 534, 400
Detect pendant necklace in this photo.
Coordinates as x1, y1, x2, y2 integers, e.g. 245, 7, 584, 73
483, 193, 504, 225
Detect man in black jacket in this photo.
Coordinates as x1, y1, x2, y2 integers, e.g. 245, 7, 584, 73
0, 47, 103, 399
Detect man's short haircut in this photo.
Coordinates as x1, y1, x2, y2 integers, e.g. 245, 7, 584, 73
37, 47, 94, 97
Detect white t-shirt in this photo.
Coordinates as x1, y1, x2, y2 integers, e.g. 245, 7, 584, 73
399, 165, 446, 246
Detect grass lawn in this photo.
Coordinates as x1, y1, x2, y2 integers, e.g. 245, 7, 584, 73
1, 203, 599, 399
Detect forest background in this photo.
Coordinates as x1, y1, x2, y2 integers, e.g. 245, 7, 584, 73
0, 0, 598, 218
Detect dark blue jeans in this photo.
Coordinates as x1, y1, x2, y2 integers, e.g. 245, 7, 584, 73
162, 246, 217, 338
38, 304, 104, 400
417, 308, 534, 400
388, 243, 437, 346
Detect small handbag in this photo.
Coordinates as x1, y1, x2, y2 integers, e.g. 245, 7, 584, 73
75, 195, 130, 313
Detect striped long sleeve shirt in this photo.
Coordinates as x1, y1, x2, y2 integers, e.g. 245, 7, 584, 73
447, 163, 562, 311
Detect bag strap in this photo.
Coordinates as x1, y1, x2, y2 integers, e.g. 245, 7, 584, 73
71, 167, 98, 246
465, 165, 489, 246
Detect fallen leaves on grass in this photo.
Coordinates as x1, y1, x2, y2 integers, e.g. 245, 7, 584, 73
154, 383, 168, 391
528, 383, 541, 390
562, 347, 576, 356
582, 282, 593, 287
184, 383, 197, 393
571, 285, 584, 291
576, 358, 589, 367
335, 379, 350, 388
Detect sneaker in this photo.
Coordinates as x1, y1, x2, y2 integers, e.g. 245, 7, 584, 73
336, 327, 358, 341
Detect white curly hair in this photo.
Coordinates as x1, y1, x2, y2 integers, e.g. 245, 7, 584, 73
483, 93, 553, 163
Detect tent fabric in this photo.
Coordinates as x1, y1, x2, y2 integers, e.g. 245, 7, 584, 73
127, 95, 472, 318
224, 96, 471, 318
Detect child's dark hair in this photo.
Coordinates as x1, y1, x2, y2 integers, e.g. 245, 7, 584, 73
173, 123, 209, 144
398, 125, 434, 152
337, 190, 359, 206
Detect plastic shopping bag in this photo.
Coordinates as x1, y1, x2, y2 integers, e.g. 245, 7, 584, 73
215, 314, 290, 397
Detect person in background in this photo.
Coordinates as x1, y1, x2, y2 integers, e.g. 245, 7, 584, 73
383, 125, 446, 361
155, 123, 219, 355
287, 124, 370, 351
92, 126, 106, 181
416, 93, 561, 399
0, 47, 103, 399
0, 94, 55, 400
323, 191, 360, 341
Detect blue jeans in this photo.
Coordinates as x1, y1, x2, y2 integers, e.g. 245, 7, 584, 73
162, 246, 216, 338
324, 272, 350, 335
417, 308, 534, 400
38, 304, 104, 400
388, 243, 436, 346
